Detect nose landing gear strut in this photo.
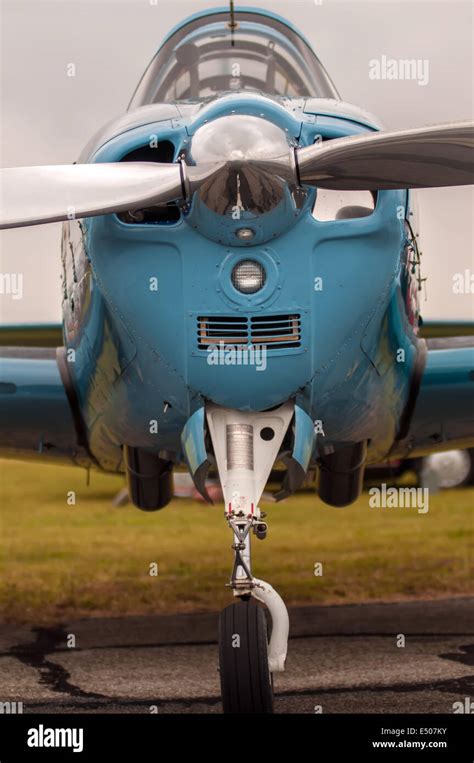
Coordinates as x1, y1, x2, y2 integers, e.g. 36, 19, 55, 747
219, 507, 290, 713
206, 403, 293, 713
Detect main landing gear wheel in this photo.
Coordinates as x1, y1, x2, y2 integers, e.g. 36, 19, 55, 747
219, 598, 274, 714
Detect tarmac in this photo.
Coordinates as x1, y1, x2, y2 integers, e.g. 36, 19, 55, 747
0, 597, 472, 714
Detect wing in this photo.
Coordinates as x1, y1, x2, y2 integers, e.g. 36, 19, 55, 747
0, 322, 63, 347
0, 346, 91, 466
419, 319, 474, 338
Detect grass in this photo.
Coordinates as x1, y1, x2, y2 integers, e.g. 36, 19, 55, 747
0, 459, 473, 624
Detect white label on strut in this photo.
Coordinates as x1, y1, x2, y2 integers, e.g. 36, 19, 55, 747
226, 424, 254, 470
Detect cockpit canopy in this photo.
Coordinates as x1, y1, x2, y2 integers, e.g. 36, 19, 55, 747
130, 9, 338, 107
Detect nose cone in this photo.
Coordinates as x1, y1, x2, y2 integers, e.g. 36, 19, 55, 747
190, 114, 290, 165
188, 114, 293, 216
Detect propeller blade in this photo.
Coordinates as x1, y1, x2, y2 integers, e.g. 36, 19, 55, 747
0, 162, 186, 230
295, 121, 474, 190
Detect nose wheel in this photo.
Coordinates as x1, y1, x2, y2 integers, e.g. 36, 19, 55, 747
219, 598, 274, 714
218, 511, 277, 714
205, 403, 294, 714
217, 509, 289, 714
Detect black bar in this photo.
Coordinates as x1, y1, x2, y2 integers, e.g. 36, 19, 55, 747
0, 713, 472, 761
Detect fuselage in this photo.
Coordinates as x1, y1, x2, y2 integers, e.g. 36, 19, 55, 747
60, 8, 424, 473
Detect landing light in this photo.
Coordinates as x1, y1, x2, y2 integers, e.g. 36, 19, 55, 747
231, 260, 266, 294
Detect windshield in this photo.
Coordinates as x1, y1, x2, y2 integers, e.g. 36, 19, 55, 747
130, 10, 338, 107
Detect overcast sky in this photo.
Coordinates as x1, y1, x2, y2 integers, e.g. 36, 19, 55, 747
0, 0, 472, 323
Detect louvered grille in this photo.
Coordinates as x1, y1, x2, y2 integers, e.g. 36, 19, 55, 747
197, 314, 301, 351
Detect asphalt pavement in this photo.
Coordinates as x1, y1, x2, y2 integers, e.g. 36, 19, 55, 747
0, 597, 472, 714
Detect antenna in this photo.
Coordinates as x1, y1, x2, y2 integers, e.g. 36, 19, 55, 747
229, 0, 237, 47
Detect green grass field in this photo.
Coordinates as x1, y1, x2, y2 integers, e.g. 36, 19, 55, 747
0, 459, 472, 624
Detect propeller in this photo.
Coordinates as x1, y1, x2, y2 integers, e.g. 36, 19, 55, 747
0, 162, 187, 230
0, 120, 472, 230
295, 121, 474, 191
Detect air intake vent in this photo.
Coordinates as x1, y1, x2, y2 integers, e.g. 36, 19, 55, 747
251, 315, 301, 348
197, 314, 301, 351
117, 141, 180, 225
198, 316, 248, 349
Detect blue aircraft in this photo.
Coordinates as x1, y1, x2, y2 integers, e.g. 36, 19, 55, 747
1, 5, 473, 713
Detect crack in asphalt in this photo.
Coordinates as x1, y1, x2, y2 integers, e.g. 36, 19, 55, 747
439, 643, 474, 668
7, 625, 107, 701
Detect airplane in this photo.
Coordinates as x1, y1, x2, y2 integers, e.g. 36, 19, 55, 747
1, 4, 473, 714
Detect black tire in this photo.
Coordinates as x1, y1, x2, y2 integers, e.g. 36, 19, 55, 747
468, 449, 474, 486
124, 446, 173, 510
218, 598, 274, 714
